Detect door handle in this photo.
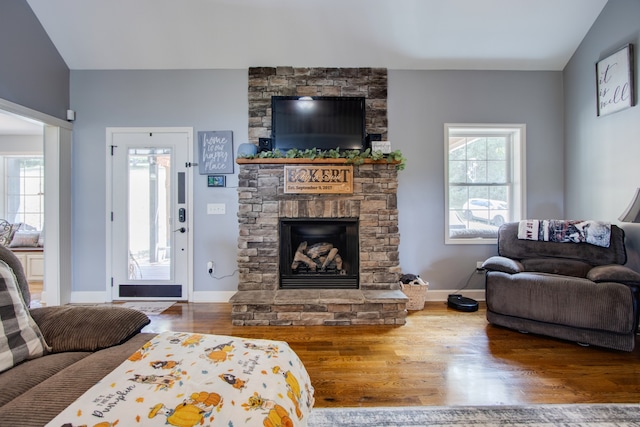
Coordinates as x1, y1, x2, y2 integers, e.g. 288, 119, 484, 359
174, 227, 186, 233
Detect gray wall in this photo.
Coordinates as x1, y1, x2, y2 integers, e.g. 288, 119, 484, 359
390, 70, 564, 291
71, 69, 564, 296
0, 0, 69, 120
564, 0, 640, 270
70, 70, 247, 295
6, 0, 637, 297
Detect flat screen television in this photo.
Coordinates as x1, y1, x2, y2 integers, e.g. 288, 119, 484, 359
271, 96, 366, 152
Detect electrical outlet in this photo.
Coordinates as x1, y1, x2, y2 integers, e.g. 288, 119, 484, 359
207, 203, 225, 215
207, 261, 214, 275
476, 261, 484, 269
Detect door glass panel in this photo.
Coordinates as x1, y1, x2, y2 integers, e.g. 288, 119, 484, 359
128, 148, 172, 281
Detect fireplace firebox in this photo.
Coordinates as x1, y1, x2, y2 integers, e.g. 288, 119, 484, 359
279, 218, 359, 289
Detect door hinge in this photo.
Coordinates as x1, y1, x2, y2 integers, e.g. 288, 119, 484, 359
111, 211, 114, 221
110, 277, 114, 288
110, 145, 117, 155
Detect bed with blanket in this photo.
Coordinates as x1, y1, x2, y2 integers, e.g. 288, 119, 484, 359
0, 242, 314, 427
46, 331, 314, 427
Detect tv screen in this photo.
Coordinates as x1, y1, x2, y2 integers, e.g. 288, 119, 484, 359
271, 96, 366, 152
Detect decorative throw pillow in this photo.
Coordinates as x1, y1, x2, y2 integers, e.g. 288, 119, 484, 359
29, 305, 150, 353
0, 220, 11, 247
8, 231, 40, 248
0, 260, 49, 373
0, 222, 21, 247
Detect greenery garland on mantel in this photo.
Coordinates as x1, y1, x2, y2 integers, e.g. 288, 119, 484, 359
237, 148, 406, 170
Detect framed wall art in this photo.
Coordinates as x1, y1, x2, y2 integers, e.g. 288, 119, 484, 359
596, 44, 635, 116
198, 130, 234, 174
207, 175, 226, 187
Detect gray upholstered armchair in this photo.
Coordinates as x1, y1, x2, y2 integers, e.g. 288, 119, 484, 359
482, 222, 640, 351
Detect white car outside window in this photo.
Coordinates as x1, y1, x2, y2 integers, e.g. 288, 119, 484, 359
462, 198, 508, 226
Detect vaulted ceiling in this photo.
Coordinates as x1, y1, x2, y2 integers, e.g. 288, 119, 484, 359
26, 0, 607, 71
3, 0, 610, 135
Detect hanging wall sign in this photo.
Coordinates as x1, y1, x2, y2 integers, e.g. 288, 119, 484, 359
596, 44, 635, 117
198, 130, 234, 174
284, 165, 353, 194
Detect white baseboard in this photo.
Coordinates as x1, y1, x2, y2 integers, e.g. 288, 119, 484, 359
69, 291, 236, 303
70, 291, 109, 304
426, 289, 485, 302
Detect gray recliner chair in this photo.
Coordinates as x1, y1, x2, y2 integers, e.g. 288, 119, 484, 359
482, 222, 640, 351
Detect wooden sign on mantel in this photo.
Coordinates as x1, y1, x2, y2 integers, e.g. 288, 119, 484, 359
284, 165, 353, 194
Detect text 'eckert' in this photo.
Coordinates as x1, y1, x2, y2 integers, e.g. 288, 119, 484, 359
284, 165, 353, 194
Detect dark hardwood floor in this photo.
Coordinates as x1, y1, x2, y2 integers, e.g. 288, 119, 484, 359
142, 301, 640, 408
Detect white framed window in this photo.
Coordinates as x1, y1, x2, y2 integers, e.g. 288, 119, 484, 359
1, 155, 45, 230
445, 124, 526, 244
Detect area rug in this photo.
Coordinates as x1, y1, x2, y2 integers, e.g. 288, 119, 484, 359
307, 404, 640, 426
119, 301, 175, 315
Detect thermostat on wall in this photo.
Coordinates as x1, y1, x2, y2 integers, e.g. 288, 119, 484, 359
372, 140, 391, 154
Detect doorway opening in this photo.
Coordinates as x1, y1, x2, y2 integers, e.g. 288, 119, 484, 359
0, 99, 73, 307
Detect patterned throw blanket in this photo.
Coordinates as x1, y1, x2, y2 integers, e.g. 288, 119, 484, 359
517, 220, 611, 248
46, 331, 314, 427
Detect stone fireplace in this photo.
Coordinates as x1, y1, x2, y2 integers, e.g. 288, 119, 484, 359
230, 159, 408, 326
230, 65, 405, 326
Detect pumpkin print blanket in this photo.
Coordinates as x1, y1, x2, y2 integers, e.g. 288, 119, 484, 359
46, 331, 315, 427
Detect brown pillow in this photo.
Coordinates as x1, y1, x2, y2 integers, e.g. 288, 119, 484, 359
29, 305, 150, 353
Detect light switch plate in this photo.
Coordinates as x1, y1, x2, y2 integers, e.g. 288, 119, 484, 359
207, 203, 226, 215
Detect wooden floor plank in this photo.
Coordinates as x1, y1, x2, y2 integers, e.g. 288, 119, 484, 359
142, 301, 640, 408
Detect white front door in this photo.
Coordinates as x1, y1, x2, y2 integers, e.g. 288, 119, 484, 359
108, 128, 192, 300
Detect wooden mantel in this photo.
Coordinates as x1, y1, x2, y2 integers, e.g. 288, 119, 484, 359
236, 157, 400, 165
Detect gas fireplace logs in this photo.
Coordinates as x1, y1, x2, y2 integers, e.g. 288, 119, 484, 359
291, 242, 344, 273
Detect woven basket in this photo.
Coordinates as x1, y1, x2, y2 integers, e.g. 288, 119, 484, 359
401, 280, 428, 310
